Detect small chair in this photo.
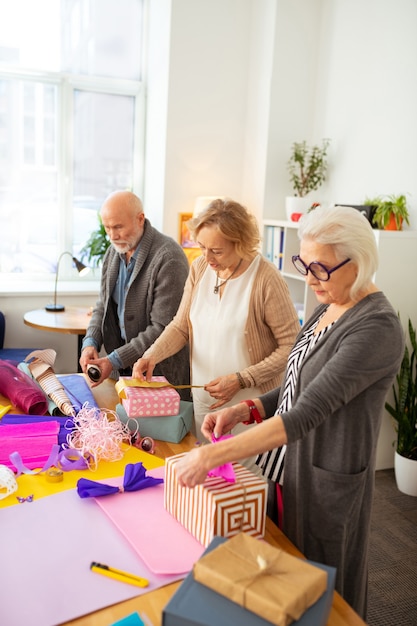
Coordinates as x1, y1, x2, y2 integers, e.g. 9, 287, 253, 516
0, 311, 37, 365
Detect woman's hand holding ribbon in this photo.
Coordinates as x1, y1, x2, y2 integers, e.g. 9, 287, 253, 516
204, 374, 241, 409
201, 403, 248, 441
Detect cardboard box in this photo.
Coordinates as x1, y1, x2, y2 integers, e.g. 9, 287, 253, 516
164, 453, 268, 547
193, 533, 327, 625
118, 376, 180, 417
116, 401, 193, 444
163, 536, 336, 626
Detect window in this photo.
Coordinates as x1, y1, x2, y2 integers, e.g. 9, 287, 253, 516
0, 0, 144, 278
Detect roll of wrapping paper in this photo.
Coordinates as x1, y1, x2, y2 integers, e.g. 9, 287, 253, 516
24, 349, 75, 417
0, 360, 49, 415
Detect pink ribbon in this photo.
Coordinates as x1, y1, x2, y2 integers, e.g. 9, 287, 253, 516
207, 434, 236, 483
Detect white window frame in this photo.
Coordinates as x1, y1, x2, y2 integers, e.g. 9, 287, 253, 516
0, 67, 146, 290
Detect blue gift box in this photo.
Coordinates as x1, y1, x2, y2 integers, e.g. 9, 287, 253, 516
116, 400, 193, 443
162, 536, 336, 626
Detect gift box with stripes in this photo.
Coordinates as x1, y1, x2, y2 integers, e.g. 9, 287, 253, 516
164, 453, 268, 547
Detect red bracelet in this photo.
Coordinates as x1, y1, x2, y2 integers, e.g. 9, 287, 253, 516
240, 400, 263, 424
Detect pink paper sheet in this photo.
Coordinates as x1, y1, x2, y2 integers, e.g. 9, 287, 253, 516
94, 466, 205, 574
0, 488, 184, 626
0, 421, 60, 469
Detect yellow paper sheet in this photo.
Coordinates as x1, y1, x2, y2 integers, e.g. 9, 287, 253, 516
0, 444, 164, 509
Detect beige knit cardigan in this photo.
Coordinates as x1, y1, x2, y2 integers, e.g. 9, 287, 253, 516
143, 254, 300, 393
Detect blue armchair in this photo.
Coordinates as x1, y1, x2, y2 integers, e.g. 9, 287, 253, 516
0, 311, 37, 364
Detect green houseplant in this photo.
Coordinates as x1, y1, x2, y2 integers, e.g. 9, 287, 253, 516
385, 318, 417, 461
385, 318, 417, 496
79, 214, 110, 268
287, 138, 331, 198
366, 194, 410, 230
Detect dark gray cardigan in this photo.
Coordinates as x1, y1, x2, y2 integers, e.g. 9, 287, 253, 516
260, 292, 404, 617
84, 219, 190, 397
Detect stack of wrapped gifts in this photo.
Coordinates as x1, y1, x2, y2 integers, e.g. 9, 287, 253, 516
163, 533, 336, 626
114, 376, 193, 443
116, 376, 180, 417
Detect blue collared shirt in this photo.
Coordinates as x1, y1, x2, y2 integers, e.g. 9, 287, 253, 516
83, 245, 140, 371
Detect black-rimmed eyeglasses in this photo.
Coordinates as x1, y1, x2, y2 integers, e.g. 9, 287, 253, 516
291, 255, 351, 281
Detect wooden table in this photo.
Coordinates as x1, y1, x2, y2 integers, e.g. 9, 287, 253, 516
0, 378, 366, 626
23, 306, 92, 367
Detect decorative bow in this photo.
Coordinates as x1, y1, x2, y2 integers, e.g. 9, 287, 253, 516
76, 462, 163, 498
16, 494, 34, 503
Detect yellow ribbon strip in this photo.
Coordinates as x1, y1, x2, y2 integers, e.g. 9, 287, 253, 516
115, 378, 203, 399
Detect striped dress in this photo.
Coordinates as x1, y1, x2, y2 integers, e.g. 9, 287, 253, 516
255, 315, 333, 482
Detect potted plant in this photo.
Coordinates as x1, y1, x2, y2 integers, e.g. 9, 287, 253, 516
79, 214, 110, 268
286, 138, 331, 220
366, 194, 410, 231
385, 318, 417, 496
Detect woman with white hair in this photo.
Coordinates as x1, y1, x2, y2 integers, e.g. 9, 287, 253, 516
174, 205, 405, 619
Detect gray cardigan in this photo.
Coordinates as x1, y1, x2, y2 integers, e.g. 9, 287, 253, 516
260, 292, 404, 617
84, 219, 190, 397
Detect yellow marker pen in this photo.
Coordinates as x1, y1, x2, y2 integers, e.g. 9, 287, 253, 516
0, 404, 12, 419
90, 562, 149, 588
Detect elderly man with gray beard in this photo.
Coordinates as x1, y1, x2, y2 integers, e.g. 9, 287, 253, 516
79, 190, 190, 399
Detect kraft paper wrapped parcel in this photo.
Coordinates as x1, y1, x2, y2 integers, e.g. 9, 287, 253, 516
193, 533, 329, 626
164, 453, 268, 547
163, 535, 336, 626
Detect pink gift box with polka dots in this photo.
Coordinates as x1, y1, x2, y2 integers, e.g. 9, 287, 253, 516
121, 376, 180, 417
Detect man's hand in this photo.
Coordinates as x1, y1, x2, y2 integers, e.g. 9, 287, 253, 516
80, 348, 113, 387
87, 357, 113, 387
79, 346, 99, 373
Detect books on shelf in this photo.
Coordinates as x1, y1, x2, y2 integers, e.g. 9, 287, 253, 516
263, 225, 283, 270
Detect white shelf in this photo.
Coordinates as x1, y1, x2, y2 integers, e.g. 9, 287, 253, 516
263, 219, 316, 323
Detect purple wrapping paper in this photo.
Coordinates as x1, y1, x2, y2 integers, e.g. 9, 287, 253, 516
0, 360, 48, 415
58, 374, 99, 412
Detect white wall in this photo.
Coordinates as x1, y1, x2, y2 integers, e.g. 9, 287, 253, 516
144, 0, 417, 229
316, 0, 417, 226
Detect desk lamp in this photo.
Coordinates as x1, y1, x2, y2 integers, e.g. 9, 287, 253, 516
45, 251, 90, 312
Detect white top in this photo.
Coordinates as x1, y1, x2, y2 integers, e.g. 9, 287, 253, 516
190, 255, 262, 437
